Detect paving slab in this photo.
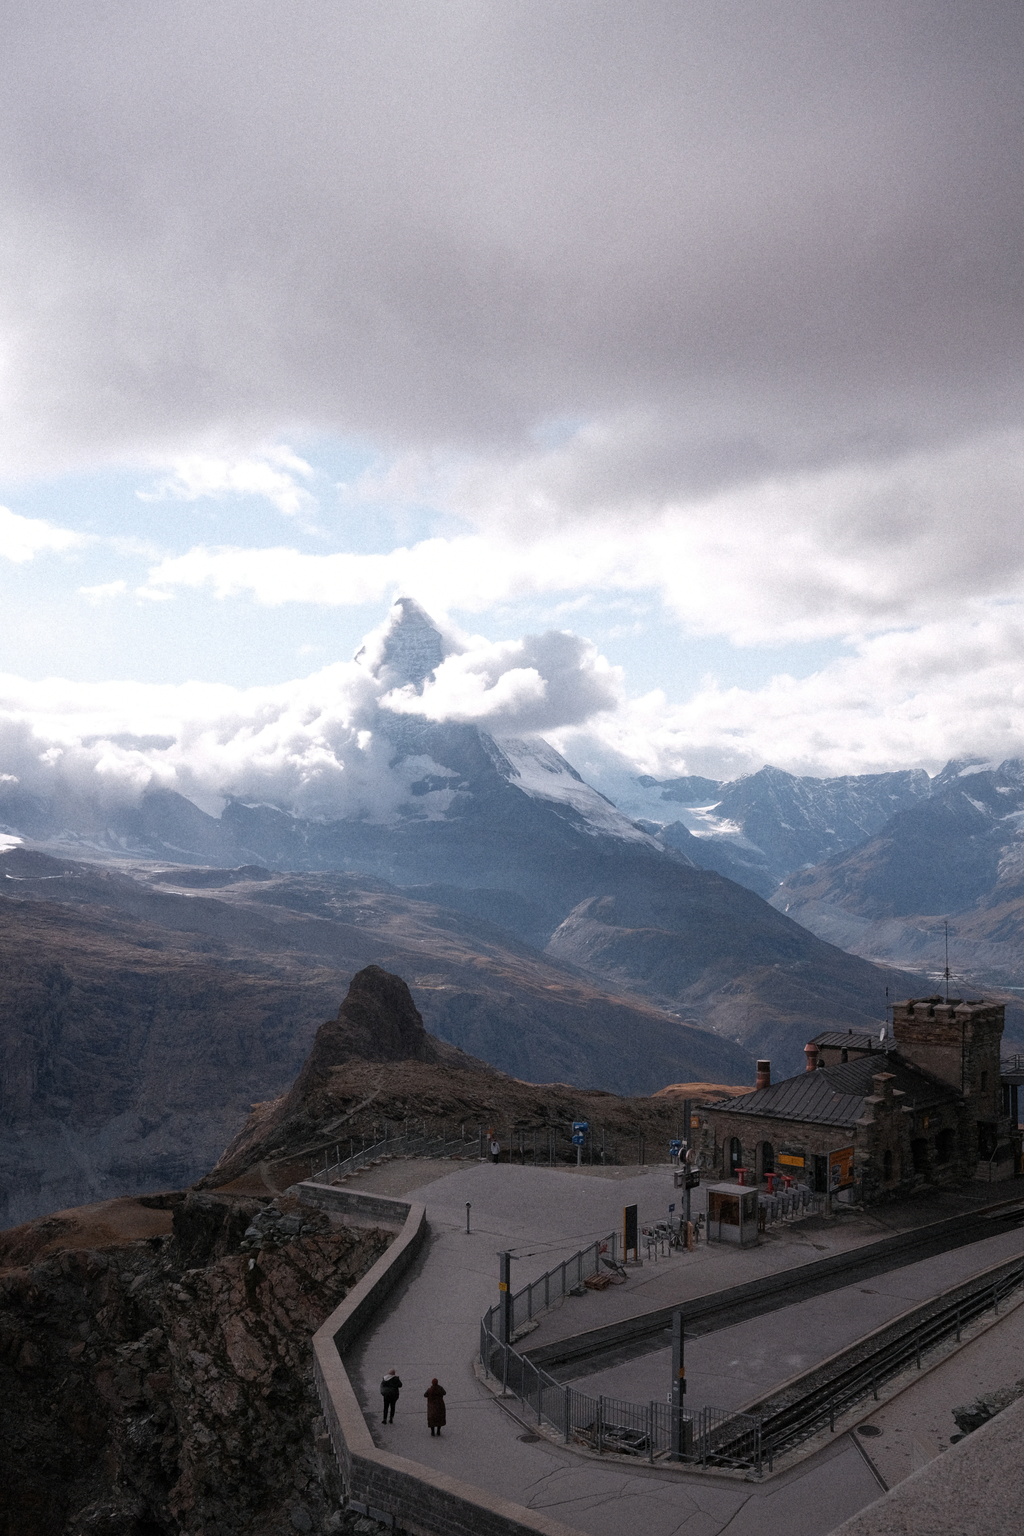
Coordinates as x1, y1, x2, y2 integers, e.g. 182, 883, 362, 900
562, 1224, 1024, 1414
344, 1161, 957, 1536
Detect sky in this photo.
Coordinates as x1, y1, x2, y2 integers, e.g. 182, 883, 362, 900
3, 1, 1024, 818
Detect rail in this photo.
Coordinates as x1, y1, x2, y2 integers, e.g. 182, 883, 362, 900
310, 1125, 478, 1183
753, 1251, 1024, 1467
480, 1323, 763, 1472
483, 1232, 618, 1340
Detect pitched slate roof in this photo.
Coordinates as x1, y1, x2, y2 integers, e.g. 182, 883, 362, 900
811, 1030, 884, 1052
704, 1052, 959, 1128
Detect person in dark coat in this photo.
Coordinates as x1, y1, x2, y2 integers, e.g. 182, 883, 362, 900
380, 1368, 402, 1423
424, 1378, 446, 1435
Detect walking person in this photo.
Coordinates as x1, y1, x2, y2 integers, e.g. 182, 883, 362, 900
424, 1377, 446, 1436
380, 1368, 402, 1424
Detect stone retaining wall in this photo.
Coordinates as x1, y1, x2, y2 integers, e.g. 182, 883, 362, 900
301, 1183, 585, 1536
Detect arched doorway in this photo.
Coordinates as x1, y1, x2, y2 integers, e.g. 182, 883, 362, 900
758, 1141, 775, 1181
729, 1137, 743, 1176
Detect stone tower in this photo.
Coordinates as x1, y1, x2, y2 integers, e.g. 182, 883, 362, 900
891, 996, 1004, 1126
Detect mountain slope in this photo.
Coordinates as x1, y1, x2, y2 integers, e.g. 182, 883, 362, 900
621, 764, 932, 891
770, 759, 1024, 1011
0, 847, 753, 1224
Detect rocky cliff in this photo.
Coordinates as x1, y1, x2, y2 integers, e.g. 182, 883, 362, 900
0, 1190, 390, 1536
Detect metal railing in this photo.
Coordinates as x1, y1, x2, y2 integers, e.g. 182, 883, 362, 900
479, 1228, 765, 1474
480, 1324, 763, 1472
309, 1124, 479, 1184
483, 1232, 617, 1339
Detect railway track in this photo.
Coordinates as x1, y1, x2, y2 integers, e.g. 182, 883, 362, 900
526, 1195, 1024, 1380
722, 1248, 1024, 1470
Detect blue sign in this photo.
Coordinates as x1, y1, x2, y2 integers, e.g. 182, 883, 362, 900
669, 1203, 676, 1214
669, 1139, 683, 1155
572, 1133, 585, 1146
572, 1120, 588, 1132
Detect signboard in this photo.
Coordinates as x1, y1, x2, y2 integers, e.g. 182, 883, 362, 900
829, 1146, 855, 1191
778, 1153, 805, 1169
572, 1119, 588, 1147
669, 1139, 683, 1158
685, 1170, 701, 1189
690, 1115, 700, 1130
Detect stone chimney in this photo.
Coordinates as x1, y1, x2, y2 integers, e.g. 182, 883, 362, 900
804, 1042, 819, 1073
756, 1060, 771, 1091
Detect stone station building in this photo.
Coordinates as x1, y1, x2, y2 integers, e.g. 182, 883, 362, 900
696, 997, 1018, 1205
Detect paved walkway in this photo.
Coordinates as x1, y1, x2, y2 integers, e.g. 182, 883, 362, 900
344, 1161, 1024, 1536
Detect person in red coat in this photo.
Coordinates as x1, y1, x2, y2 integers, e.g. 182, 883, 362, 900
424, 1378, 447, 1436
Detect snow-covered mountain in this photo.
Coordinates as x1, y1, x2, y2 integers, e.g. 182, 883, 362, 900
621, 763, 932, 893
770, 758, 1024, 1004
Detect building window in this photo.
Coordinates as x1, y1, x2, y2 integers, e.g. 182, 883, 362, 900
911, 1137, 929, 1175
935, 1128, 956, 1163
729, 1137, 743, 1175
883, 1149, 893, 1181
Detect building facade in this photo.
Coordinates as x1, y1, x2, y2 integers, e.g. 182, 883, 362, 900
696, 998, 1017, 1204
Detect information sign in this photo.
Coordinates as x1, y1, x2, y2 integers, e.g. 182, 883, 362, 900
829, 1146, 855, 1190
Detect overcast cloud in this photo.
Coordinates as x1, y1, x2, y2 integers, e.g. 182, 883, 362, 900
2, 3, 1024, 786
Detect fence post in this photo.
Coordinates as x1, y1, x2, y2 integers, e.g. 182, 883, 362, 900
537, 1363, 543, 1426
564, 1387, 570, 1443
648, 1402, 655, 1464
597, 1396, 604, 1454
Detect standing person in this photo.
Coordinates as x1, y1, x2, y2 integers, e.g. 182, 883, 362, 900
380, 1368, 402, 1424
424, 1378, 446, 1436
489, 1135, 500, 1163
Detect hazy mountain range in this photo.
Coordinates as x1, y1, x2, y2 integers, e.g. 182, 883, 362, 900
5, 600, 996, 1224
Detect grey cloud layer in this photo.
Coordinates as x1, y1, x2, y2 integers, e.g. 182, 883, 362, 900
2, 1, 1023, 484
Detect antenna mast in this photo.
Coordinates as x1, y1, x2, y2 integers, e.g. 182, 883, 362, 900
944, 921, 951, 1002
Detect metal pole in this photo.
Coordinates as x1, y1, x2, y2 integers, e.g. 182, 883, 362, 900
466, 1202, 471, 1234
499, 1252, 512, 1346
671, 1310, 686, 1459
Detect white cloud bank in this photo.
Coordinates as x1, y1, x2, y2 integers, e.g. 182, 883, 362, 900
0, 506, 89, 563
2, 600, 1024, 836
0, 603, 622, 824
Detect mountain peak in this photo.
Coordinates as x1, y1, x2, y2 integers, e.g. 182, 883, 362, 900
356, 596, 448, 693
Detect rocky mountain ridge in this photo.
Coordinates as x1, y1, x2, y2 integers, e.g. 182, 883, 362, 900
770, 758, 1024, 1009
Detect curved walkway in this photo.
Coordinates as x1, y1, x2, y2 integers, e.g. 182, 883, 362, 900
311, 1160, 1024, 1536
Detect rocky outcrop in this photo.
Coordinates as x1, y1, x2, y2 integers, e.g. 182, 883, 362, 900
0, 1195, 391, 1536
286, 966, 444, 1104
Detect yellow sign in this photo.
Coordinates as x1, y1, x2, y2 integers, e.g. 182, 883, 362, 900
498, 1281, 508, 1292
690, 1115, 700, 1129
778, 1153, 804, 1168
829, 1146, 855, 1190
